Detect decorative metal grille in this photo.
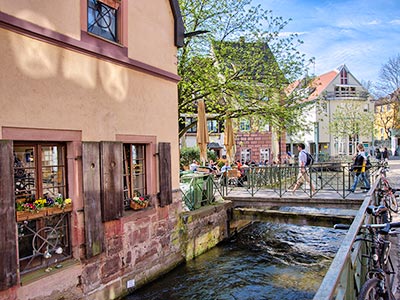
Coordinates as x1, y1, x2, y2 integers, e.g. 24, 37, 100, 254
88, 0, 118, 43
17, 213, 71, 274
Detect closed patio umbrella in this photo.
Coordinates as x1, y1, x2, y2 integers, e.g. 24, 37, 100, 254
271, 129, 279, 163
196, 99, 209, 165
224, 118, 235, 164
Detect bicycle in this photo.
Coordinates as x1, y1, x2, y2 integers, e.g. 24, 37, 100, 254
377, 168, 399, 213
334, 221, 400, 300
366, 204, 391, 224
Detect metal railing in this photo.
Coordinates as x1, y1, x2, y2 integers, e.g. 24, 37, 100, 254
179, 162, 382, 210
215, 162, 380, 199
313, 172, 384, 299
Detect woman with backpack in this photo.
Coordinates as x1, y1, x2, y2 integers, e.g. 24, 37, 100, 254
349, 143, 370, 193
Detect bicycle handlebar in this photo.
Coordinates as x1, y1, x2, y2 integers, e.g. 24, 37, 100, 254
334, 224, 351, 230
334, 222, 400, 231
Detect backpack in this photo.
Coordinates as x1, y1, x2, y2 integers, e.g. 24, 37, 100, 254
302, 150, 314, 167
365, 156, 372, 170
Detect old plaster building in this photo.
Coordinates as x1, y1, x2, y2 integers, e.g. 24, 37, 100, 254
0, 1, 213, 300
374, 90, 400, 155
287, 65, 373, 159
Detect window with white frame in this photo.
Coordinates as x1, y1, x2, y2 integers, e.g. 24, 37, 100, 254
186, 117, 197, 133
260, 148, 269, 162
241, 149, 251, 163
239, 119, 250, 132
207, 120, 219, 133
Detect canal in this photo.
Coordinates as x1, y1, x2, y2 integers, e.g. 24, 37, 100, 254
124, 221, 346, 300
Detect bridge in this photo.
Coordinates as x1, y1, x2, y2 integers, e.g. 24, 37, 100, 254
181, 160, 400, 299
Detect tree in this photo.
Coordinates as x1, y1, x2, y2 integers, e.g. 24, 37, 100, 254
178, 0, 312, 138
373, 54, 400, 137
374, 54, 400, 97
374, 97, 399, 140
329, 101, 374, 153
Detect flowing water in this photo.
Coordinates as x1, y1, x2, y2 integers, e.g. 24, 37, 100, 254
125, 222, 346, 300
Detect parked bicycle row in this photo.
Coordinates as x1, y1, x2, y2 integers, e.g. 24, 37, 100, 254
335, 166, 400, 300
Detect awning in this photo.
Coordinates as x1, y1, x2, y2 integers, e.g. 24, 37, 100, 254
207, 142, 223, 149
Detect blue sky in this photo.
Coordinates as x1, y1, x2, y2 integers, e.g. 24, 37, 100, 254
255, 0, 400, 84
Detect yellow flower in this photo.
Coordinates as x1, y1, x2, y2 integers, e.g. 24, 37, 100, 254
34, 199, 46, 207
65, 198, 72, 205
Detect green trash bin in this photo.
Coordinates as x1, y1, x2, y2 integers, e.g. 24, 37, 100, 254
180, 172, 214, 210
180, 173, 203, 210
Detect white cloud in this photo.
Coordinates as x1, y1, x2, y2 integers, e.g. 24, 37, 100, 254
278, 31, 307, 38
254, 0, 400, 83
366, 20, 381, 25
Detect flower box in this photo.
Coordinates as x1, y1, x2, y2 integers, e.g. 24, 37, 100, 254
16, 210, 47, 222
46, 204, 72, 216
130, 200, 148, 211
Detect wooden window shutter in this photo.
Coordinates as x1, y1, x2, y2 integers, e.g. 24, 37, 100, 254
82, 142, 104, 258
100, 141, 123, 222
158, 142, 172, 207
0, 140, 17, 290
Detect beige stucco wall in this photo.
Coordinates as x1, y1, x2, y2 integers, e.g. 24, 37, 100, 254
0, 0, 178, 74
0, 0, 81, 40
128, 0, 178, 73
0, 28, 180, 187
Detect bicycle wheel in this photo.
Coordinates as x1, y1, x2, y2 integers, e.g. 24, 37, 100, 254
358, 277, 395, 300
385, 194, 399, 213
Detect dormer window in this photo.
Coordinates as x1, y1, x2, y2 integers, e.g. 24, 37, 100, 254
88, 0, 119, 43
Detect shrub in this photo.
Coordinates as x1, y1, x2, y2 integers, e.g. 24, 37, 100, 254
180, 147, 218, 169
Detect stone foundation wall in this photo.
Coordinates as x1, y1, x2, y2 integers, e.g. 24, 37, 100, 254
180, 201, 233, 260
3, 192, 233, 300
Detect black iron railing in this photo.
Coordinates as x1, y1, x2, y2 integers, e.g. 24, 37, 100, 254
180, 162, 382, 210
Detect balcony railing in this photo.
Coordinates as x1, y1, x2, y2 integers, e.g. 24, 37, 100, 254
324, 91, 369, 100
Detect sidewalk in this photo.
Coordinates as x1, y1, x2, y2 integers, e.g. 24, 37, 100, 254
384, 158, 400, 298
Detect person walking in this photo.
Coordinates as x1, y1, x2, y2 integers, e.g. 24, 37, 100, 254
349, 143, 370, 193
291, 143, 315, 194
383, 147, 389, 161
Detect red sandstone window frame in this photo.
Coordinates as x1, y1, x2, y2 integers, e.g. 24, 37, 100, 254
13, 141, 71, 275
2, 127, 81, 275
82, 0, 127, 46
116, 134, 157, 212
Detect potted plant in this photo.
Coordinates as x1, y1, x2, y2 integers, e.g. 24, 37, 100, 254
16, 194, 73, 221
16, 202, 46, 221
130, 196, 149, 210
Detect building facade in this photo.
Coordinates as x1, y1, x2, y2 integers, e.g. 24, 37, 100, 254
374, 91, 400, 155
0, 1, 189, 299
287, 65, 373, 159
